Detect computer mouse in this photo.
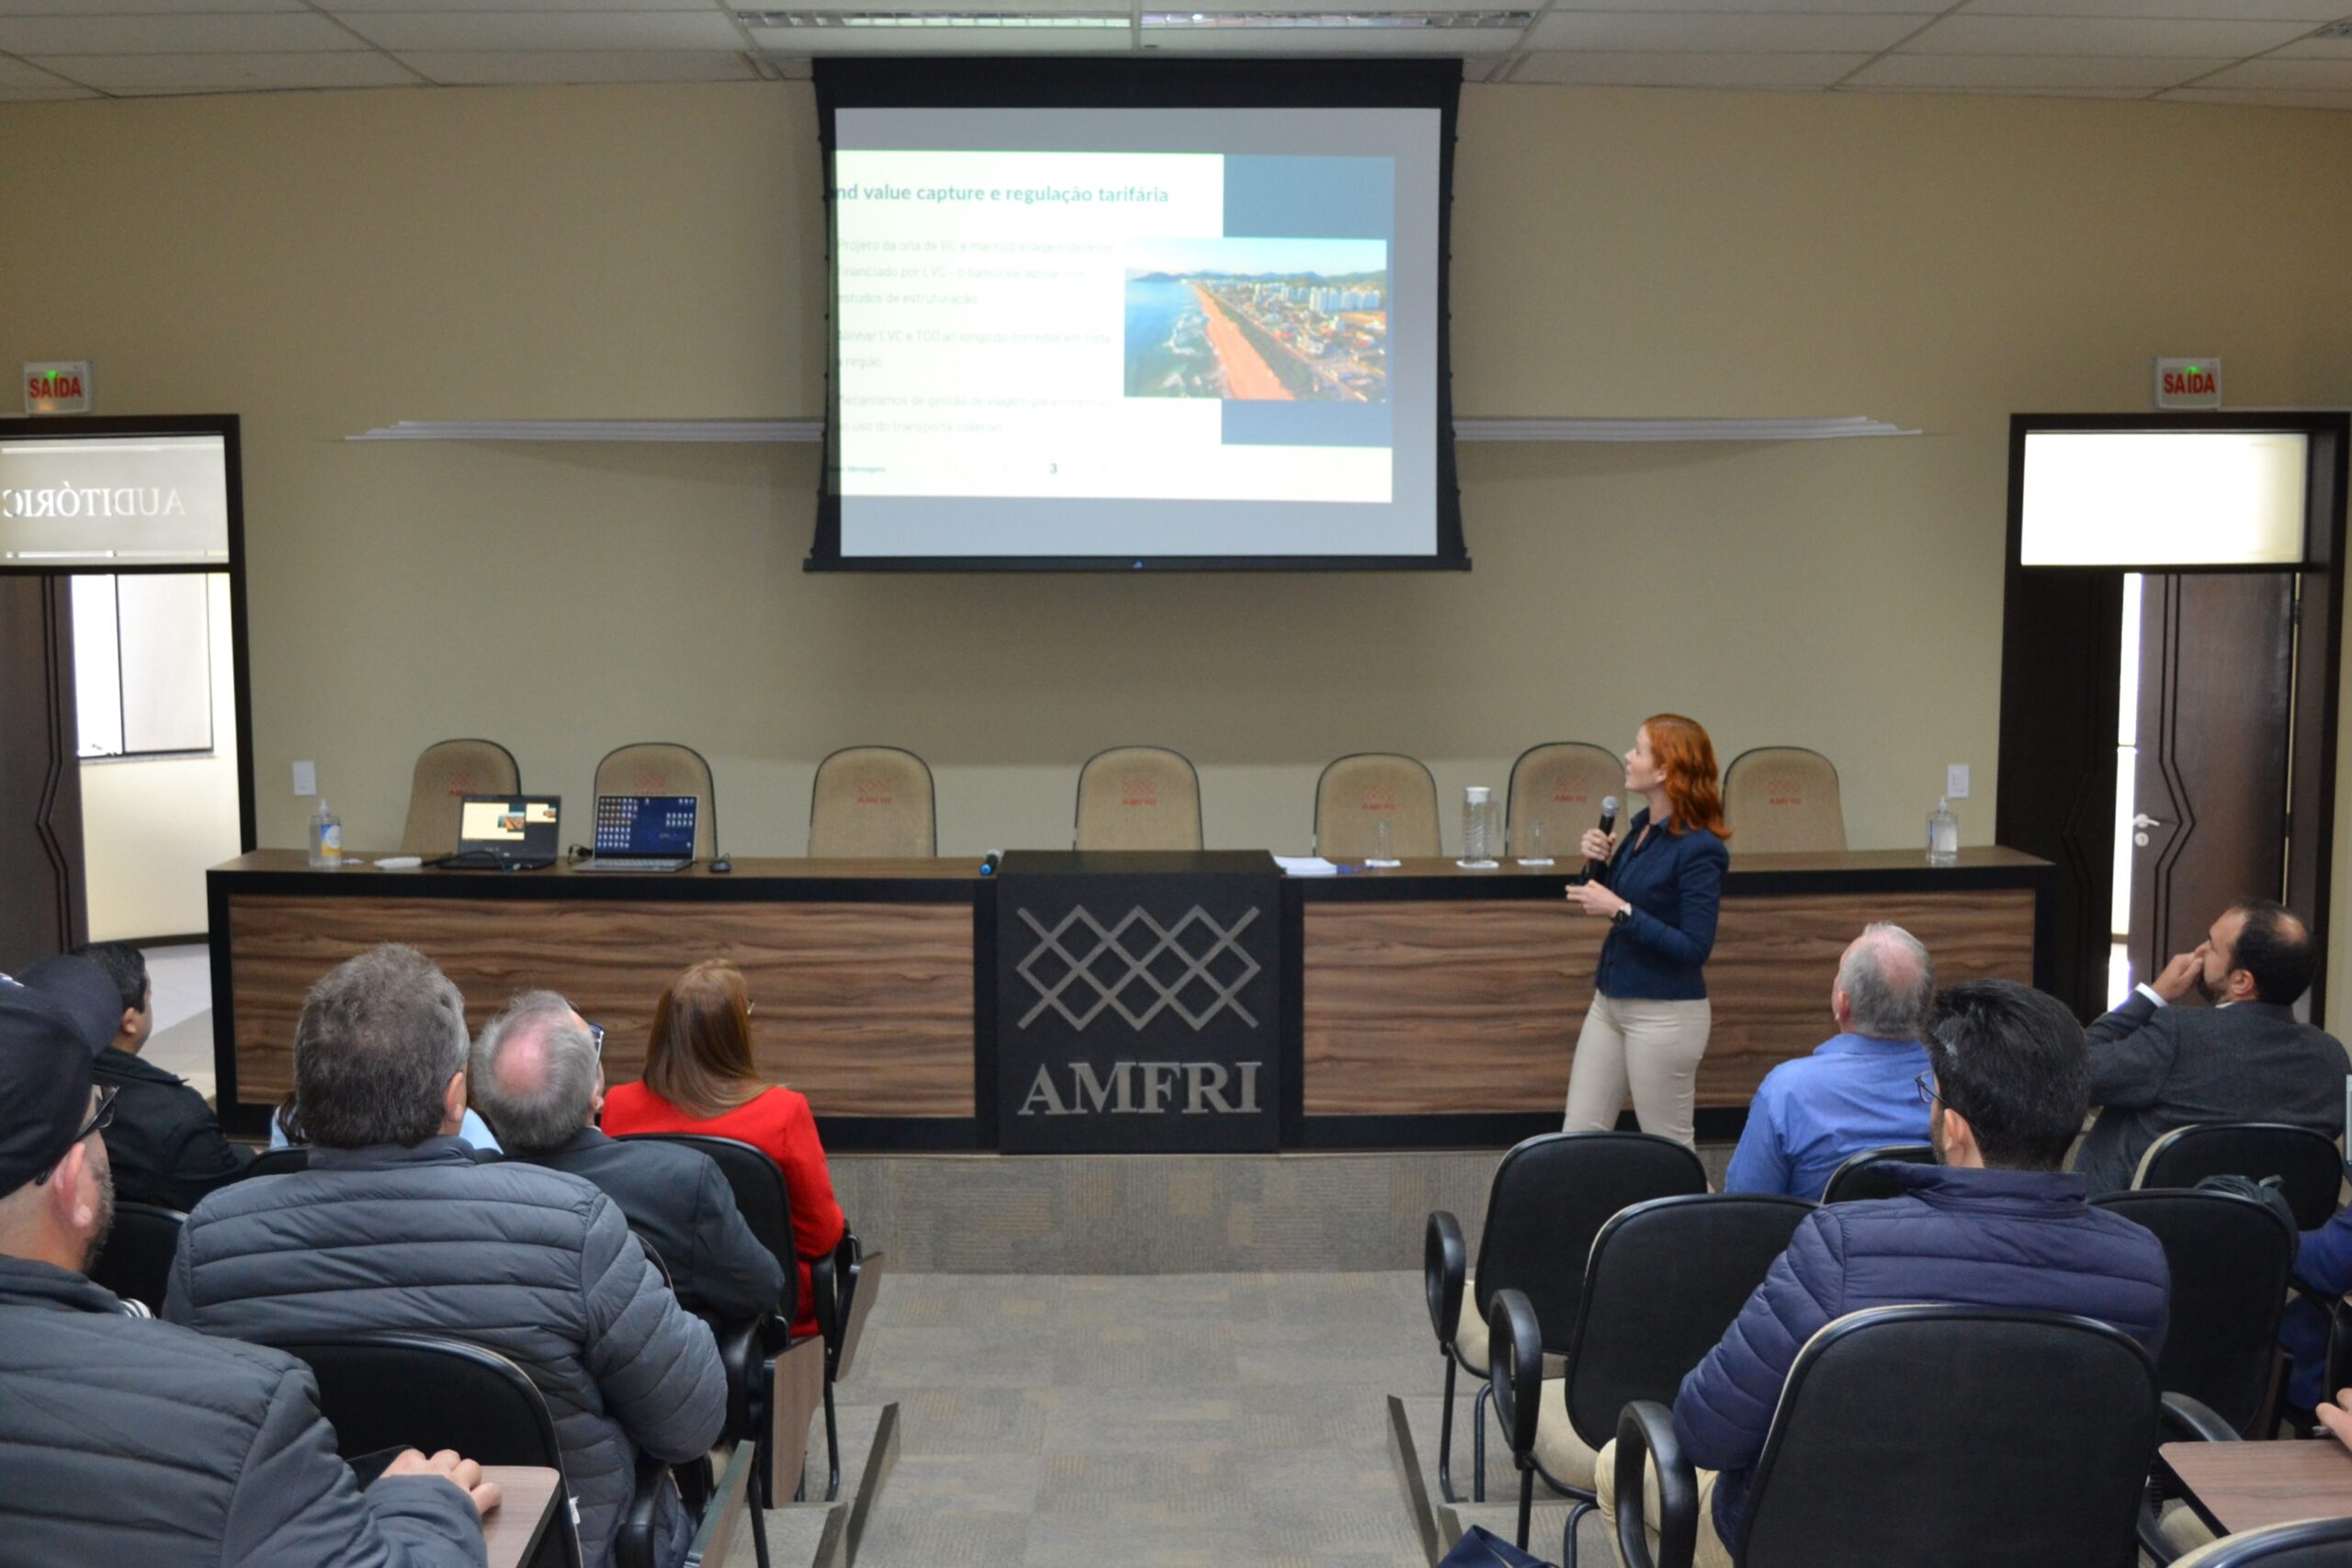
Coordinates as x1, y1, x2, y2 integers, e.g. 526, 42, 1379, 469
709, 857, 732, 874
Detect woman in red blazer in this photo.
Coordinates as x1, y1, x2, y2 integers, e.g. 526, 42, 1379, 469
603, 959, 845, 1337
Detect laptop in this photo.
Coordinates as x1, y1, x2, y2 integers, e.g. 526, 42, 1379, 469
434, 795, 561, 871
581, 794, 698, 873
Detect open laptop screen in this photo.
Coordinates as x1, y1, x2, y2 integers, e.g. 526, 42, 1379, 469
458, 796, 560, 859
594, 795, 696, 857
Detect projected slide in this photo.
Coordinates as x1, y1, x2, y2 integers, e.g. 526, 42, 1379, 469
829, 107, 1442, 561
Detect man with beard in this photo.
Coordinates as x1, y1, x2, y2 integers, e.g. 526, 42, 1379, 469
1594, 980, 2170, 1568
0, 964, 494, 1568
2075, 899, 2346, 1194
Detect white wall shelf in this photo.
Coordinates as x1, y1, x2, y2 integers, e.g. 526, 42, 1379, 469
348, 415, 1917, 445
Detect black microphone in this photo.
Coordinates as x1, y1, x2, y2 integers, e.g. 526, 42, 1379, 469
1586, 795, 1621, 879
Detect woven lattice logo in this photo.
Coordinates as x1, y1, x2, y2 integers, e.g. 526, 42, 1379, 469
1014, 903, 1262, 1032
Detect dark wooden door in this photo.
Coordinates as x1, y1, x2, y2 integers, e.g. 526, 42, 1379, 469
0, 575, 86, 970
2126, 572, 2295, 977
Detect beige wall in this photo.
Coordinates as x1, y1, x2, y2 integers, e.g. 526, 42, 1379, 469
3, 83, 2348, 993
78, 574, 243, 942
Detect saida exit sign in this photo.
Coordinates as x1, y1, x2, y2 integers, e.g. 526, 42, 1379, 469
2154, 357, 2221, 410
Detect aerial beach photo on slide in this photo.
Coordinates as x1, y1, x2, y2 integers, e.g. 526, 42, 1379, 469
1124, 237, 1389, 403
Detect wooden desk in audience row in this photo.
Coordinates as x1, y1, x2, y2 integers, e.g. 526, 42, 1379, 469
207, 847, 2051, 1150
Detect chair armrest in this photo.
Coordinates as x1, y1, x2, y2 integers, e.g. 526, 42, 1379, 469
1425, 1211, 1466, 1350
1487, 1289, 1544, 1467
613, 1450, 673, 1568
710, 1312, 771, 1446
1615, 1401, 1699, 1568
2159, 1393, 2241, 1444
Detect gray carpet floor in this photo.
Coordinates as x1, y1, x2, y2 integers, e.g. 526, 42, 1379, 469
844, 1271, 1431, 1568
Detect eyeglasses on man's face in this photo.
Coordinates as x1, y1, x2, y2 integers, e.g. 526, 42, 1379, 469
34, 1084, 118, 1187
588, 1023, 605, 1058
1915, 1070, 1943, 1109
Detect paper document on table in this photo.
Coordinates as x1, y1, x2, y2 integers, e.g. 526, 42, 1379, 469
1275, 855, 1340, 876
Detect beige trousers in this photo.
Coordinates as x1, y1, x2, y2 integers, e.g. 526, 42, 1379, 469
1562, 993, 1713, 1149
1594, 1437, 1735, 1568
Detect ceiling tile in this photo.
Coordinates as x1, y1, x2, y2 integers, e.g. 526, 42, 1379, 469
2163, 85, 2352, 109
323, 0, 718, 9
27, 51, 418, 91
337, 11, 744, 51
0, 0, 302, 13
0, 83, 99, 97
1849, 51, 2231, 87
750, 0, 1118, 11
2271, 34, 2352, 58
0, 50, 72, 85
401, 49, 758, 83
0, 13, 360, 53
1509, 50, 1872, 86
1958, 0, 2349, 18
1139, 27, 1518, 51
748, 25, 1129, 51
1176, 0, 1512, 10
1844, 84, 2156, 97
2194, 55, 2352, 87
1902, 15, 2318, 56
1544, 0, 1936, 12
1528, 11, 1928, 51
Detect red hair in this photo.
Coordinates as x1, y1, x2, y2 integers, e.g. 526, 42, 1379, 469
1643, 714, 1731, 840
644, 960, 764, 1119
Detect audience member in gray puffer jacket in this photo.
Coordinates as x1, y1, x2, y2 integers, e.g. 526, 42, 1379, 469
0, 970, 491, 1568
164, 945, 725, 1568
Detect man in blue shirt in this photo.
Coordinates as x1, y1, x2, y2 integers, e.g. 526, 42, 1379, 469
1723, 923, 1935, 1199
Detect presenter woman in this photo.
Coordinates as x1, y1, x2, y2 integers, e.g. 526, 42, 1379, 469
1559, 714, 1731, 1149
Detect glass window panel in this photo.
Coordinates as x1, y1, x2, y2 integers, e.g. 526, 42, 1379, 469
0, 434, 230, 569
2021, 430, 2307, 567
115, 573, 213, 754
71, 573, 123, 759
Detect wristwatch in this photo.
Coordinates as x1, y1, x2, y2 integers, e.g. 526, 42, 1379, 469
1610, 906, 1633, 929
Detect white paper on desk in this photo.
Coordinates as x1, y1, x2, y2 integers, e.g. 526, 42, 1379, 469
1274, 855, 1340, 876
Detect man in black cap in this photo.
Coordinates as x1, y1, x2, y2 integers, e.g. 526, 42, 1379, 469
72, 942, 254, 1209
0, 974, 496, 1568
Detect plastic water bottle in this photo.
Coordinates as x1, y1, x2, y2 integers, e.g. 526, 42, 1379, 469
310, 799, 343, 869
1927, 797, 1959, 865
1459, 786, 1498, 869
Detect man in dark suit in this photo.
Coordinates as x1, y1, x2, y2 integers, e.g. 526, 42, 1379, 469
471, 990, 786, 1325
2075, 899, 2346, 1193
75, 942, 253, 1210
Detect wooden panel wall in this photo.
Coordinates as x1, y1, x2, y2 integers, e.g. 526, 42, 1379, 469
226, 895, 974, 1115
1301, 890, 2036, 1114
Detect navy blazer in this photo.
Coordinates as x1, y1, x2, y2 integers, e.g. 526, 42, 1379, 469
1592, 808, 1730, 1000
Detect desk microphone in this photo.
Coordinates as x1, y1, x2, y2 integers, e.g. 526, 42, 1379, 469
1586, 795, 1621, 880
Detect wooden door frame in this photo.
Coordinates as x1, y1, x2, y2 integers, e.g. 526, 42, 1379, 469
1996, 411, 2349, 1023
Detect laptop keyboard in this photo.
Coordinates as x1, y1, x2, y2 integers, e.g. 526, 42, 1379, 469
582, 856, 690, 873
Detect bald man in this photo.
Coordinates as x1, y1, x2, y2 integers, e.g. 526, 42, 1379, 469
1724, 923, 1938, 1199
2076, 899, 2347, 1194
471, 992, 784, 1325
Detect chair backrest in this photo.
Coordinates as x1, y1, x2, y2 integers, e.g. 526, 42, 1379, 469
613, 1132, 796, 1323
808, 746, 936, 858
2090, 1189, 2297, 1434
1564, 1192, 1815, 1450
1314, 752, 1442, 860
1072, 746, 1203, 851
2135, 1122, 2346, 1230
271, 1330, 584, 1568
1820, 1143, 1939, 1204
1722, 746, 1848, 854
1738, 1306, 2157, 1568
87, 1201, 185, 1314
1471, 1131, 1708, 1355
594, 743, 717, 861
399, 739, 522, 856
2177, 1517, 2352, 1568
1506, 741, 1622, 861
243, 1146, 310, 1178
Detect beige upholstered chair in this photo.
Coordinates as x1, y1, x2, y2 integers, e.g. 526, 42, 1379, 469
1505, 741, 1622, 861
1722, 746, 1847, 854
808, 746, 936, 858
1314, 752, 1442, 860
593, 742, 718, 861
1073, 746, 1203, 851
399, 739, 521, 856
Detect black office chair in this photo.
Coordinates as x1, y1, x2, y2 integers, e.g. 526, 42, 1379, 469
87, 1201, 184, 1314
1424, 1131, 1708, 1504
1819, 1143, 1937, 1203
627, 1229, 774, 1568
2091, 1190, 2296, 1435
1613, 1305, 2159, 1568
268, 1330, 594, 1568
1487, 1192, 1815, 1564
615, 1132, 865, 1506
2136, 1124, 2345, 1229
2172, 1517, 2352, 1567
243, 1146, 310, 1178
